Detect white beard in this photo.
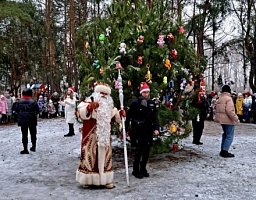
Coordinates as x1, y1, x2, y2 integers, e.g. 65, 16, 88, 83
93, 93, 114, 147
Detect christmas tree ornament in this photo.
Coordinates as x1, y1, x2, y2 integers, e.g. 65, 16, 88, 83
179, 26, 185, 34
119, 42, 127, 54
137, 56, 143, 65
100, 66, 104, 74
115, 61, 122, 69
168, 80, 174, 88
85, 41, 90, 49
171, 49, 178, 60
106, 27, 111, 37
164, 58, 171, 70
167, 33, 175, 43
184, 81, 194, 94
131, 2, 135, 10
99, 34, 105, 43
180, 78, 186, 90
163, 76, 167, 84
137, 25, 143, 36
157, 34, 165, 47
172, 143, 178, 152
93, 60, 100, 69
137, 35, 144, 44
127, 79, 131, 87
170, 122, 177, 133
145, 64, 152, 82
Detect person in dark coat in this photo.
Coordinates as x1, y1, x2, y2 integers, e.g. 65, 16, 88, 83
16, 88, 39, 154
125, 82, 159, 179
191, 90, 210, 145
51, 92, 60, 117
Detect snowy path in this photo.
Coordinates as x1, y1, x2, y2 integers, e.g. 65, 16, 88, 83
1, 118, 256, 200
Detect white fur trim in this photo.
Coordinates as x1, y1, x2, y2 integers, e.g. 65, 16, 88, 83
140, 88, 150, 94
76, 170, 114, 186
94, 85, 111, 94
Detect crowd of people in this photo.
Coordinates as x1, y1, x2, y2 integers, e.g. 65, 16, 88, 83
0, 89, 72, 124
202, 90, 256, 124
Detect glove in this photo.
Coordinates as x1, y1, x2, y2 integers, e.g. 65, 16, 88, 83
87, 102, 99, 112
119, 109, 126, 117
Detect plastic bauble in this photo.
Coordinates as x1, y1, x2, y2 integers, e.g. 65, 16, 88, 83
99, 34, 105, 41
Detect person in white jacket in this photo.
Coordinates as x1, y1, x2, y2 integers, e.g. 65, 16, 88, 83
243, 92, 252, 123
59, 87, 77, 137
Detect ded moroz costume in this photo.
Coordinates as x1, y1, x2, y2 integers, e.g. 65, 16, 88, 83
76, 83, 125, 189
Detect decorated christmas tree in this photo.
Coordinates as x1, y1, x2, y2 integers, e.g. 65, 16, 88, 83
76, 0, 207, 153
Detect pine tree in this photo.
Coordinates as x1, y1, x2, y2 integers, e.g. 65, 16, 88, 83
76, 0, 207, 153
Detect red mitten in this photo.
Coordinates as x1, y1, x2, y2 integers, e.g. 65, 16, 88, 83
119, 109, 126, 117
87, 102, 99, 112
91, 102, 99, 109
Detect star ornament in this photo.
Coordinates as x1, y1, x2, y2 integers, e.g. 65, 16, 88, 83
179, 26, 185, 34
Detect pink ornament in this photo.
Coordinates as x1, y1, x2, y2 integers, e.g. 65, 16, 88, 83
157, 34, 165, 47
179, 26, 185, 34
115, 61, 122, 69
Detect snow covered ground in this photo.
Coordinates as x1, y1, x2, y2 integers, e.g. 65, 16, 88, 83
1, 118, 256, 200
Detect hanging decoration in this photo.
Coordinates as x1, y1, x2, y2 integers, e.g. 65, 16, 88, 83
145, 64, 152, 82
137, 25, 143, 36
180, 78, 186, 90
137, 56, 143, 65
99, 34, 105, 44
167, 33, 175, 44
119, 42, 127, 55
127, 79, 131, 87
85, 41, 90, 49
106, 27, 111, 37
164, 58, 171, 70
93, 60, 100, 69
157, 34, 165, 47
179, 26, 185, 34
116, 61, 123, 69
170, 121, 177, 133
131, 2, 136, 10
168, 80, 174, 88
100, 66, 104, 74
171, 49, 178, 60
163, 76, 167, 84
137, 35, 144, 44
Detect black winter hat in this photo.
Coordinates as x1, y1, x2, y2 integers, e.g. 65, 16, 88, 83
22, 88, 33, 97
221, 85, 231, 94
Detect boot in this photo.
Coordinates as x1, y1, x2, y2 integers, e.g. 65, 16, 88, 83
132, 163, 143, 179
132, 171, 143, 179
192, 140, 203, 145
64, 124, 75, 137
219, 150, 235, 158
140, 168, 149, 177
20, 143, 29, 154
30, 145, 36, 152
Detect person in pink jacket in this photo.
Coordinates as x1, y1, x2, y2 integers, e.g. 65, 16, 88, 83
0, 95, 8, 123
214, 85, 240, 158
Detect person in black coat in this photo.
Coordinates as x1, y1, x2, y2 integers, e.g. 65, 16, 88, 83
191, 90, 210, 145
16, 88, 39, 154
125, 82, 159, 179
